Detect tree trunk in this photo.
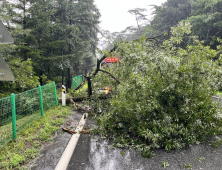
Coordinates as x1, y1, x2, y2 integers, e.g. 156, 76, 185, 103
87, 77, 92, 97
62, 69, 64, 85
39, 72, 43, 86
68, 68, 71, 89
23, 4, 27, 61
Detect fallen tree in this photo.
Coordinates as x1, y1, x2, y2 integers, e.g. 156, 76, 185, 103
84, 32, 165, 97
90, 21, 222, 157
58, 93, 111, 103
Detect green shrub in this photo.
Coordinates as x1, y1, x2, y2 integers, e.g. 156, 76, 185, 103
92, 21, 222, 156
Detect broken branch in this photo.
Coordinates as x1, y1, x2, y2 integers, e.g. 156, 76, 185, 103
62, 127, 77, 134
98, 69, 120, 84
70, 98, 92, 113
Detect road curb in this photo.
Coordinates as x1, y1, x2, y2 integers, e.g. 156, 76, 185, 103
55, 113, 88, 170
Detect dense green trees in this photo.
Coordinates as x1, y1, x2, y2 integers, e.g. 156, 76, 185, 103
0, 0, 100, 91
151, 0, 191, 34
189, 0, 222, 48
146, 0, 222, 49
113, 0, 222, 50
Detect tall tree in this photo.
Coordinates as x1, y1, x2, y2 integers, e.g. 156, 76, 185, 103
150, 0, 191, 34
189, 0, 222, 48
50, 0, 100, 88
0, 0, 39, 90
128, 8, 148, 30
0, 0, 100, 88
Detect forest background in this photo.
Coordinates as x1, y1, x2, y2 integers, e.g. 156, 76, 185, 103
0, 0, 222, 95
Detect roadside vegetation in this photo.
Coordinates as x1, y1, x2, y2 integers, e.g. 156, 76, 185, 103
56, 82, 88, 101
70, 82, 88, 98
91, 22, 222, 157
0, 104, 73, 170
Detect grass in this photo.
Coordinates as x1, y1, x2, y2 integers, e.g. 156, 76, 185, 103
0, 104, 73, 170
71, 82, 88, 97
78, 83, 88, 93
0, 112, 40, 146
56, 82, 88, 100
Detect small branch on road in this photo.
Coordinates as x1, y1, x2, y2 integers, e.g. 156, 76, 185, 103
62, 127, 77, 134
70, 98, 92, 113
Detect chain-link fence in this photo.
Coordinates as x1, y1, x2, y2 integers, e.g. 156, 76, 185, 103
42, 83, 58, 110
0, 82, 58, 146
72, 75, 84, 90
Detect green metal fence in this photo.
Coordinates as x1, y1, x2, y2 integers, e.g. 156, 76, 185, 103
0, 96, 12, 145
0, 82, 58, 146
72, 75, 84, 90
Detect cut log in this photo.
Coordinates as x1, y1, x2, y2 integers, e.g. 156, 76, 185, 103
58, 94, 111, 103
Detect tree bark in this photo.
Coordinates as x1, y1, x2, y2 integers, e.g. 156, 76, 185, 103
67, 68, 71, 89
62, 69, 64, 85
87, 77, 92, 97
39, 72, 43, 86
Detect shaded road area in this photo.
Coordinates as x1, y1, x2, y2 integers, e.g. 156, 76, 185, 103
68, 117, 222, 170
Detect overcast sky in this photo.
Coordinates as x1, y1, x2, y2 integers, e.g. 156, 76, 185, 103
94, 0, 167, 33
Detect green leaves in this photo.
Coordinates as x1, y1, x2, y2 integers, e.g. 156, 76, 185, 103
7, 58, 39, 90
169, 21, 192, 44
92, 21, 222, 157
0, 0, 99, 89
162, 160, 170, 168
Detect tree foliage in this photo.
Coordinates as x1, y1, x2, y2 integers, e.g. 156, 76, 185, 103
189, 0, 222, 48
92, 22, 222, 157
151, 0, 191, 34
128, 8, 148, 30
146, 0, 222, 49
0, 0, 100, 91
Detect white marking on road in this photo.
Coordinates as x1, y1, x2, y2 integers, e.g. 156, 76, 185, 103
55, 113, 88, 170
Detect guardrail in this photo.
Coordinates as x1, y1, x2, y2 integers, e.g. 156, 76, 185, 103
0, 82, 58, 146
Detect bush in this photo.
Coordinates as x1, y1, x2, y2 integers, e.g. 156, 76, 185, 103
92, 21, 222, 156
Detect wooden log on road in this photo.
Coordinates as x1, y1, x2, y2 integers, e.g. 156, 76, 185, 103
58, 94, 111, 103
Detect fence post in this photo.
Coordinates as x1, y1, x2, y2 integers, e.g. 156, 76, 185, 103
53, 82, 58, 105
38, 85, 44, 117
11, 93, 16, 139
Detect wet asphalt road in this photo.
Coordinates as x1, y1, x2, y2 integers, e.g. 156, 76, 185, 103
67, 117, 222, 170
67, 134, 222, 170
28, 110, 84, 170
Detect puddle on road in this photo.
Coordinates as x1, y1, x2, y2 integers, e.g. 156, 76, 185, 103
84, 137, 148, 170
